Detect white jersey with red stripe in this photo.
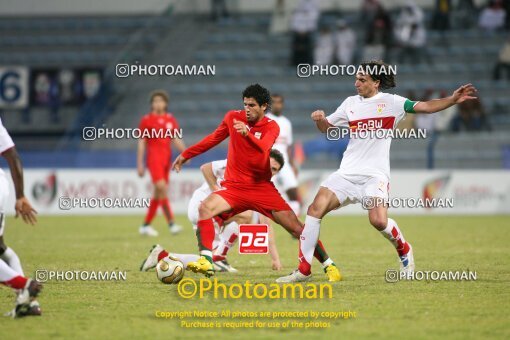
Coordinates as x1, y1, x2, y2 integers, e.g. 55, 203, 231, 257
0, 118, 15, 177
326, 92, 416, 181
265, 112, 292, 162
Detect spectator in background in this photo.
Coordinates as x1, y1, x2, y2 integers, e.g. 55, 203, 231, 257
451, 97, 491, 132
432, 0, 451, 31
290, 0, 320, 66
363, 4, 393, 61
453, 0, 477, 29
361, 0, 380, 26
210, 0, 229, 21
479, 0, 506, 32
395, 2, 429, 64
314, 26, 334, 65
493, 36, 510, 80
335, 19, 356, 64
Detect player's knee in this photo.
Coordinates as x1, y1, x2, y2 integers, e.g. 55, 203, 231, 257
369, 216, 387, 230
236, 211, 252, 224
306, 202, 325, 219
198, 202, 213, 219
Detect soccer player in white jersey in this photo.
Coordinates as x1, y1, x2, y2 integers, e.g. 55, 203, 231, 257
266, 94, 301, 215
277, 60, 477, 283
0, 117, 42, 317
140, 149, 285, 273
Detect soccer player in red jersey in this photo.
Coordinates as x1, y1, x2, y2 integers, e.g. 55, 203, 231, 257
137, 90, 186, 236
172, 84, 341, 281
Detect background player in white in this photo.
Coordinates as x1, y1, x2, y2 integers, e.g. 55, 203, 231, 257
277, 60, 477, 283
266, 94, 302, 216
140, 150, 285, 273
0, 117, 42, 317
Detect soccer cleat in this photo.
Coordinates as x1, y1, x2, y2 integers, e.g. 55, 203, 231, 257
140, 244, 164, 272
186, 256, 215, 278
213, 259, 238, 273
139, 225, 158, 237
276, 269, 312, 283
169, 223, 183, 235
324, 264, 342, 282
13, 279, 42, 318
399, 244, 415, 279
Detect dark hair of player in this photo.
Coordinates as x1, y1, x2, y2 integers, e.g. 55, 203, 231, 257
150, 90, 169, 104
242, 84, 271, 107
270, 149, 285, 169
359, 60, 396, 90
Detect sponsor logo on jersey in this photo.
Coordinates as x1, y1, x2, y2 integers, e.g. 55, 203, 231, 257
349, 116, 395, 131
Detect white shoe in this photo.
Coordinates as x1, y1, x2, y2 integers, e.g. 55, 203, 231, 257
169, 224, 183, 235
276, 269, 312, 283
213, 259, 238, 273
140, 244, 164, 271
139, 225, 158, 237
399, 244, 415, 279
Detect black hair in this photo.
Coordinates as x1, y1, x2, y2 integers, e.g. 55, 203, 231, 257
359, 60, 396, 90
270, 149, 285, 169
271, 93, 284, 102
242, 84, 271, 107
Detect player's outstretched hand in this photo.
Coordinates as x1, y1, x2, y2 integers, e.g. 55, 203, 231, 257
272, 260, 283, 271
172, 154, 189, 173
451, 83, 477, 104
311, 110, 326, 121
233, 119, 248, 136
15, 197, 37, 225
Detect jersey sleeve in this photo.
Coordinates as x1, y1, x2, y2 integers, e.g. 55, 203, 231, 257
393, 94, 418, 124
211, 159, 227, 177
181, 113, 230, 159
0, 119, 14, 154
245, 122, 279, 152
326, 98, 349, 128
138, 116, 146, 130
171, 115, 180, 130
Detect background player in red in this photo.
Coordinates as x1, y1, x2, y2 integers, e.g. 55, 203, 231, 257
137, 90, 186, 237
172, 84, 341, 281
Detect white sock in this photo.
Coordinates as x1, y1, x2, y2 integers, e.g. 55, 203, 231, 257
288, 201, 301, 216
216, 221, 239, 257
299, 215, 321, 273
380, 218, 409, 256
0, 259, 20, 282
321, 258, 333, 268
168, 253, 200, 267
1, 247, 24, 275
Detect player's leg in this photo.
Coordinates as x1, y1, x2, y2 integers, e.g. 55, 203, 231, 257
0, 236, 24, 276
159, 166, 182, 234
277, 163, 301, 215
368, 204, 414, 274
0, 259, 42, 317
140, 244, 201, 271
140, 165, 163, 236
273, 187, 341, 282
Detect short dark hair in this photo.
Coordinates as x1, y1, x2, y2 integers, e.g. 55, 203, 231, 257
271, 93, 284, 102
270, 149, 285, 170
359, 60, 396, 90
242, 84, 271, 107
150, 90, 169, 104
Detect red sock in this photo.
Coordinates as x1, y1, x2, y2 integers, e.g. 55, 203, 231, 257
160, 198, 174, 224
4, 276, 28, 290
196, 219, 215, 252
157, 250, 169, 261
144, 198, 160, 225
213, 254, 226, 262
298, 240, 312, 275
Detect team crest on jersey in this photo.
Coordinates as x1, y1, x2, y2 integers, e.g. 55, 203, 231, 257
254, 132, 262, 139
377, 103, 386, 113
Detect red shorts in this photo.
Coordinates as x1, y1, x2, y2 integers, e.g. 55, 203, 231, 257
213, 181, 291, 220
148, 161, 170, 183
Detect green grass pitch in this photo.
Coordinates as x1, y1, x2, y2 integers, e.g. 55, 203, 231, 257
0, 214, 508, 339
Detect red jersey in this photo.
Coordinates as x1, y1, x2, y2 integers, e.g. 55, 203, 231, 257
182, 110, 280, 184
138, 112, 179, 164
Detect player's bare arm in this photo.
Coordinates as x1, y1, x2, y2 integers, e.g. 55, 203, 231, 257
311, 110, 332, 133
200, 162, 220, 191
413, 83, 477, 114
136, 138, 146, 177
172, 137, 186, 153
2, 147, 37, 225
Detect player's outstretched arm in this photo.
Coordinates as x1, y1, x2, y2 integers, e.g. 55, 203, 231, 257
413, 83, 477, 114
311, 110, 332, 133
200, 162, 220, 191
2, 147, 37, 225
259, 215, 282, 271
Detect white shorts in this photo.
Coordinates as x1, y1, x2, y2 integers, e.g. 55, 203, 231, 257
273, 162, 298, 192
320, 171, 389, 207
0, 172, 9, 236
